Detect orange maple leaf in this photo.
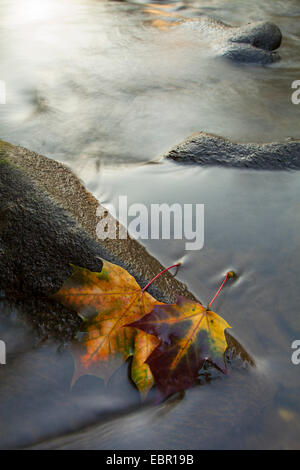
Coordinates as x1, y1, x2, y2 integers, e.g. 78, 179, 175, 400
54, 260, 163, 394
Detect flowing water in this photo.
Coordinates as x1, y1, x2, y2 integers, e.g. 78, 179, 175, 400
0, 0, 299, 449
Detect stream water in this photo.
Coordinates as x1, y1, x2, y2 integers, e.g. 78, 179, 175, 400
0, 0, 299, 450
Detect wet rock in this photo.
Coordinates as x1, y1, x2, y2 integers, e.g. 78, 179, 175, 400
188, 17, 282, 65
0, 161, 103, 296
164, 132, 300, 169
228, 21, 282, 52
175, 18, 282, 64
0, 141, 191, 301
0, 141, 191, 339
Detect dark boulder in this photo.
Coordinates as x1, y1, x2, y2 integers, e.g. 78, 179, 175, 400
163, 16, 282, 64
164, 132, 300, 169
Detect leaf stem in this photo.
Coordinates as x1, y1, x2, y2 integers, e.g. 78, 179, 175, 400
207, 271, 235, 310
142, 263, 181, 292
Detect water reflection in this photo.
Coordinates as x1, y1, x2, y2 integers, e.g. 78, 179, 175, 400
0, 0, 299, 169
5, 0, 66, 25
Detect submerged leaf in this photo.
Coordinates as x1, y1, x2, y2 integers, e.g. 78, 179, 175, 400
128, 295, 231, 398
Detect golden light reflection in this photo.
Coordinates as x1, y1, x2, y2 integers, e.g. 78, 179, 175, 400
144, 3, 186, 30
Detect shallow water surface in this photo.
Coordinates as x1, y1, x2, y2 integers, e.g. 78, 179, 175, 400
0, 0, 300, 166
1, 164, 299, 450
0, 0, 299, 450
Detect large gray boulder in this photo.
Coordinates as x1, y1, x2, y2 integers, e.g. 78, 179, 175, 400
0, 140, 191, 338
0, 139, 250, 358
